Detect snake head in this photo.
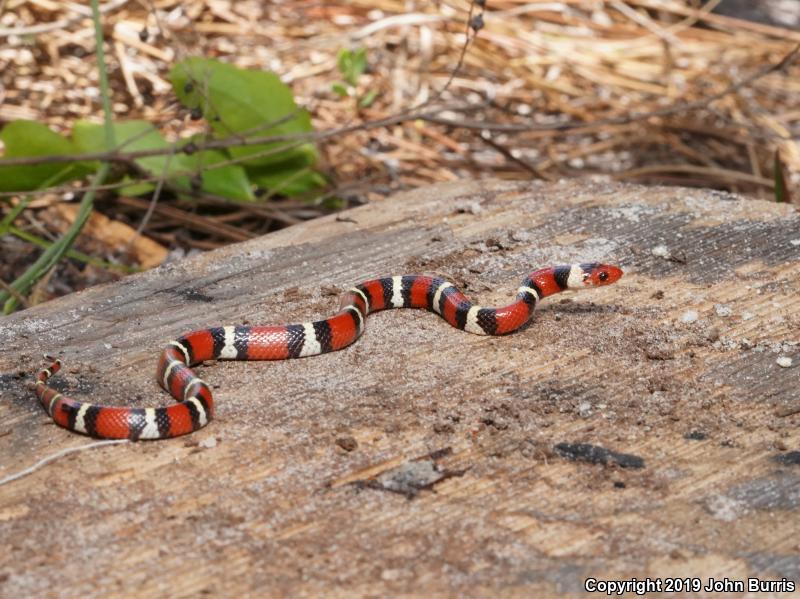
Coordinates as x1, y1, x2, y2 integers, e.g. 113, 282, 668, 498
579, 263, 623, 287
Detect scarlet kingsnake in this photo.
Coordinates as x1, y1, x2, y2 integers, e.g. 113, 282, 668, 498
34, 263, 623, 440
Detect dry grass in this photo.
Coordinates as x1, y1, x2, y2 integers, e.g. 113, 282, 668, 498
0, 0, 798, 300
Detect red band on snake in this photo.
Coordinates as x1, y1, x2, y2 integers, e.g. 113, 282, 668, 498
33, 263, 623, 440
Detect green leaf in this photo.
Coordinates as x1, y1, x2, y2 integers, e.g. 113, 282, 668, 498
358, 89, 379, 108
74, 121, 254, 202
337, 49, 354, 80
73, 119, 170, 178
118, 177, 155, 197
331, 82, 350, 97
321, 196, 346, 210
0, 121, 94, 191
248, 156, 326, 197
352, 48, 368, 80
170, 57, 317, 169
337, 48, 368, 87
181, 143, 254, 202
251, 169, 326, 198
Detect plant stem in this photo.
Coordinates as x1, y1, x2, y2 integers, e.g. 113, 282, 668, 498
9, 226, 138, 273
91, 0, 116, 147
0, 0, 117, 313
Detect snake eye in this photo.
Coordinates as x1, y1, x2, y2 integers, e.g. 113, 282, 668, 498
598, 271, 609, 282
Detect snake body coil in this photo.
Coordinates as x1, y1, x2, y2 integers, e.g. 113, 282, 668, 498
34, 263, 623, 440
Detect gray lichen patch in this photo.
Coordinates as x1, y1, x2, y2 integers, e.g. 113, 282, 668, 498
720, 473, 800, 512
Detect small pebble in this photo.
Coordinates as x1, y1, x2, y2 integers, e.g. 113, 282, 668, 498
336, 436, 358, 451
455, 200, 483, 215
776, 356, 793, 368
199, 437, 217, 449
646, 345, 675, 360
651, 244, 670, 258
680, 310, 698, 324
714, 304, 732, 317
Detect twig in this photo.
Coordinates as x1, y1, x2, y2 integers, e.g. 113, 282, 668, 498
776, 404, 800, 417
0, 0, 130, 37
617, 163, 773, 187
427, 0, 481, 105
0, 277, 29, 308
479, 133, 551, 181
660, 0, 725, 37
352, 12, 444, 40
0, 111, 390, 168
115, 196, 255, 241
3, 41, 797, 174
609, 0, 681, 45
627, 0, 800, 43
420, 43, 800, 133
0, 440, 129, 486
129, 140, 179, 247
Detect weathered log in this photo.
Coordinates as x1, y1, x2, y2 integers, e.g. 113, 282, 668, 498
1, 180, 798, 597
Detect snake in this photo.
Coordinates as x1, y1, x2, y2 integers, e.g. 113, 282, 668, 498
33, 263, 623, 440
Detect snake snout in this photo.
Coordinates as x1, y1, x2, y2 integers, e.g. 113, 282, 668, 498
581, 263, 623, 286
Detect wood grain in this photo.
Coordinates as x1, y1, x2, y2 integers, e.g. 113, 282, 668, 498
1, 180, 798, 597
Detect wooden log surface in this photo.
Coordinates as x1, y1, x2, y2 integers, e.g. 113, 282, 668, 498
1, 179, 798, 597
